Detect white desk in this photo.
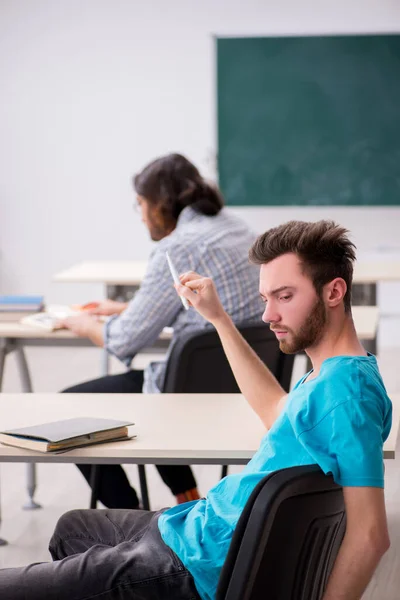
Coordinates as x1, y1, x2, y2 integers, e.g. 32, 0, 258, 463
353, 261, 400, 284
0, 320, 171, 390
0, 392, 264, 544
0, 307, 378, 391
0, 392, 397, 545
53, 258, 398, 338
0, 308, 378, 396
352, 306, 379, 341
54, 260, 148, 286
0, 320, 171, 509
0, 307, 380, 512
54, 259, 400, 286
1, 392, 396, 462
54, 260, 148, 303
353, 259, 400, 308
0, 393, 264, 464
52, 259, 381, 345
0, 321, 171, 345
54, 258, 395, 353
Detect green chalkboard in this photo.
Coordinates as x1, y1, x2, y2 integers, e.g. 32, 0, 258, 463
217, 35, 400, 206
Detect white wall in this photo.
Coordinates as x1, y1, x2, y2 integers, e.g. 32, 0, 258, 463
1, 0, 400, 344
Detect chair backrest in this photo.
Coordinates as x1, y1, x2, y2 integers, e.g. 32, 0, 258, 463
162, 322, 295, 393
216, 465, 346, 600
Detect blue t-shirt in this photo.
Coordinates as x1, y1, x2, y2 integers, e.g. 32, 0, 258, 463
158, 354, 392, 600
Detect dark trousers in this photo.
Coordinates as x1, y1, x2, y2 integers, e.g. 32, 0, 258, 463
0, 508, 201, 600
63, 370, 197, 508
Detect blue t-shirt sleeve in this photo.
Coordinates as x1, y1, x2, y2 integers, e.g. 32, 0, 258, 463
296, 398, 391, 488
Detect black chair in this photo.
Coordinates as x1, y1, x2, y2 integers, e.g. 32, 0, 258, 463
163, 321, 294, 394
91, 322, 295, 509
216, 465, 346, 600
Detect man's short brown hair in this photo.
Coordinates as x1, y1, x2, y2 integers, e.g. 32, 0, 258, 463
249, 220, 356, 312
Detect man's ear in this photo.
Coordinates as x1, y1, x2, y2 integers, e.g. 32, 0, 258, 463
324, 278, 347, 308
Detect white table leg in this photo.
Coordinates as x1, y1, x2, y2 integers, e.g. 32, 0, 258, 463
353, 282, 378, 355
101, 349, 110, 376
15, 344, 41, 510
0, 342, 8, 543
101, 283, 140, 376
0, 454, 8, 545
23, 462, 41, 510
0, 340, 6, 390
15, 344, 33, 392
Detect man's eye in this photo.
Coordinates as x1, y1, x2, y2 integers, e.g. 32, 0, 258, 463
280, 295, 292, 301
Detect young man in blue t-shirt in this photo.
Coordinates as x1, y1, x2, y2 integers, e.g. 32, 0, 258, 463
0, 220, 392, 600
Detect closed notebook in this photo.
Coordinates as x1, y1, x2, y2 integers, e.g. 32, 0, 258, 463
0, 417, 134, 453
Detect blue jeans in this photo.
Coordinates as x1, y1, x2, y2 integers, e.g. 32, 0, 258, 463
0, 508, 201, 600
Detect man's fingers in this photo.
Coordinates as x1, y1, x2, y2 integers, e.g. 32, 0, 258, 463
87, 307, 103, 315
179, 271, 203, 284
175, 283, 197, 301
182, 278, 208, 290
82, 302, 100, 310
55, 319, 66, 329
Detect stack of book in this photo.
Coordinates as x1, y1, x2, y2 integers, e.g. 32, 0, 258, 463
0, 295, 44, 312
0, 295, 45, 321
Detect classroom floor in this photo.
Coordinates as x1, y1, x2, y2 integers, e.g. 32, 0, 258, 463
0, 346, 399, 598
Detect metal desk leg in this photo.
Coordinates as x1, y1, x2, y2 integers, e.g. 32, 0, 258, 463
0, 340, 6, 390
89, 466, 100, 509
362, 331, 377, 355
15, 344, 33, 392
100, 282, 140, 377
353, 282, 378, 355
0, 342, 9, 543
138, 465, 150, 511
101, 349, 110, 376
23, 462, 41, 510
0, 467, 8, 545
15, 344, 41, 510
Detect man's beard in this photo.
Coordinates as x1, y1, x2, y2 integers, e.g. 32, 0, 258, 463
273, 295, 327, 354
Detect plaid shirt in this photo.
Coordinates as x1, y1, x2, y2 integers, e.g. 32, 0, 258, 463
104, 206, 263, 392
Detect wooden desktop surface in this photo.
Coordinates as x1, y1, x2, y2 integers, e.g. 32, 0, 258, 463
0, 393, 397, 463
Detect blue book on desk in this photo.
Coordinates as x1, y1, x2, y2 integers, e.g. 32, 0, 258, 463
0, 295, 44, 312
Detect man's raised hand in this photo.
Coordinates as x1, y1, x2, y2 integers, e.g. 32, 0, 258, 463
175, 271, 227, 325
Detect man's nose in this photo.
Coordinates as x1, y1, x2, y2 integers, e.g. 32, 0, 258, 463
262, 303, 280, 324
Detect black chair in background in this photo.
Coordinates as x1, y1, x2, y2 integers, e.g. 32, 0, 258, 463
216, 465, 346, 600
162, 321, 294, 394
91, 322, 295, 509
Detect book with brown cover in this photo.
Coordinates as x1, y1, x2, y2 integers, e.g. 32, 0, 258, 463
0, 417, 134, 453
